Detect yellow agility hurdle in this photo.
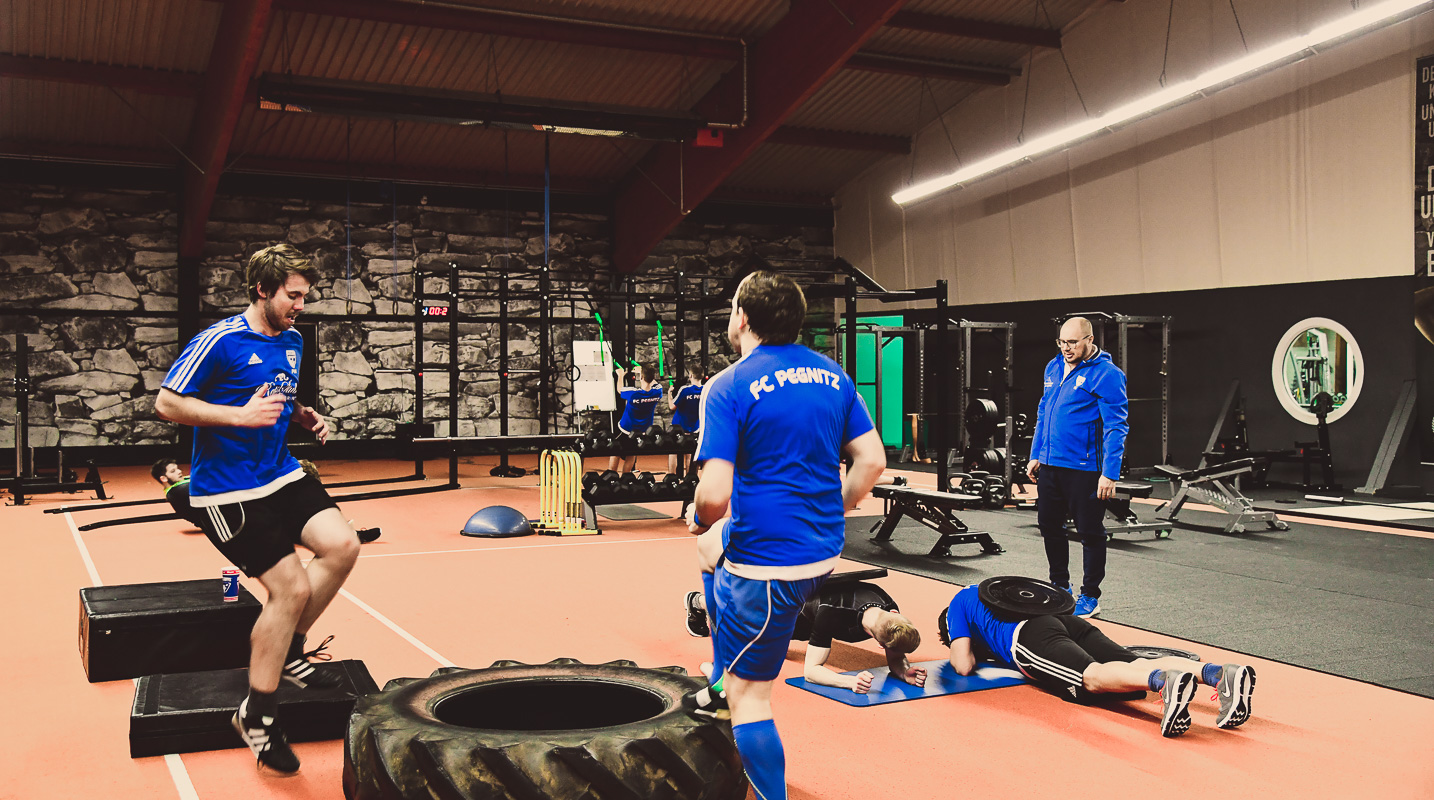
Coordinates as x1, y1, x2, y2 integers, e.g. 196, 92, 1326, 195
535, 449, 598, 536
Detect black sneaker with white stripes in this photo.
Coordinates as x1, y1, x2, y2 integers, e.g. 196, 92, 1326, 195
232, 701, 300, 774
683, 591, 710, 638
681, 683, 729, 720
282, 634, 345, 690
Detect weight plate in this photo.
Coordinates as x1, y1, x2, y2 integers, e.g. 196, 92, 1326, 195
1127, 645, 1201, 662
977, 576, 1076, 621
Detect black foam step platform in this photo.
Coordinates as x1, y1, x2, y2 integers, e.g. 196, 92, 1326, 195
129, 659, 378, 758
80, 579, 262, 682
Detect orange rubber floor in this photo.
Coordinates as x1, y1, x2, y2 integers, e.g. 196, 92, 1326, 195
6, 457, 1433, 799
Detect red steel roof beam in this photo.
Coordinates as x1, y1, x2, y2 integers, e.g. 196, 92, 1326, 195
611, 0, 907, 273
179, 0, 274, 259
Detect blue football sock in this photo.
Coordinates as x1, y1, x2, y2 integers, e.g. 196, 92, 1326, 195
701, 571, 724, 686
732, 719, 786, 800
1201, 663, 1223, 686
1148, 670, 1166, 692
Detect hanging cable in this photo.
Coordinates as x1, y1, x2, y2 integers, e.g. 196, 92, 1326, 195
345, 117, 353, 315
908, 78, 925, 184
921, 79, 962, 167
1037, 0, 1088, 116
103, 87, 203, 173
543, 133, 551, 269
1017, 0, 1041, 143
391, 119, 400, 314
1159, 0, 1177, 87
488, 35, 503, 101
1228, 0, 1249, 51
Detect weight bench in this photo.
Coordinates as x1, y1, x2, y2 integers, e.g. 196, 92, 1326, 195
1154, 458, 1288, 533
868, 485, 1004, 557
1064, 481, 1173, 540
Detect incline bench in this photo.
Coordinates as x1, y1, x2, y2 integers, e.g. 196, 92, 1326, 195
868, 485, 1005, 557
1154, 458, 1288, 534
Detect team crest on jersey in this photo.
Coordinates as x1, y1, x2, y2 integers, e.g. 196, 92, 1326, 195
1075, 375, 1085, 387
286, 349, 297, 369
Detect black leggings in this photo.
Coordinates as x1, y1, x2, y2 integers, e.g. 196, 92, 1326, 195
1012, 615, 1138, 703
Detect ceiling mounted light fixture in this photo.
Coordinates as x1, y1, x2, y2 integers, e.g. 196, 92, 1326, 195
893, 0, 1433, 205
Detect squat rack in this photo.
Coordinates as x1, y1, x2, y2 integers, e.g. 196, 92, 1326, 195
3, 336, 108, 505
1057, 312, 1172, 467
826, 277, 956, 493
954, 321, 1017, 492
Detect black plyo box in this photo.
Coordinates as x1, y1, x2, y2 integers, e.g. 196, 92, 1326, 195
129, 660, 379, 758
80, 579, 262, 682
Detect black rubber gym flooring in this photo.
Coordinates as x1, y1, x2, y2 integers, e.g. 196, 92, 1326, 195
843, 503, 1434, 699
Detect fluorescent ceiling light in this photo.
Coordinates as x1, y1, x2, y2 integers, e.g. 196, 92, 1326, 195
892, 0, 1432, 205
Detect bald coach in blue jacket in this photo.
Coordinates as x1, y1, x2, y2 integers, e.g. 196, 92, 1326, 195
1026, 316, 1129, 619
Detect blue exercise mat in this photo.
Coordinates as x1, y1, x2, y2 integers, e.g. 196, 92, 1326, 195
784, 660, 1028, 706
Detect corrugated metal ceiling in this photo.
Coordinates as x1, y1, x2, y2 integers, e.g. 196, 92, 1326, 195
3, 0, 1112, 198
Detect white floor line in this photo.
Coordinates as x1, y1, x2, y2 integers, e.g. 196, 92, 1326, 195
65, 510, 102, 586
163, 754, 201, 800
67, 512, 202, 800
354, 535, 693, 560
339, 587, 455, 667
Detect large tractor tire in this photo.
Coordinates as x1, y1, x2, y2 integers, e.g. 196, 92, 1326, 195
343, 658, 747, 800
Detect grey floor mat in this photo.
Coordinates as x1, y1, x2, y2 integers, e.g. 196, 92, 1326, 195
843, 504, 1434, 698
597, 504, 671, 520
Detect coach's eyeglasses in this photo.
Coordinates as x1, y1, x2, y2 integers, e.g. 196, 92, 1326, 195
1056, 335, 1091, 349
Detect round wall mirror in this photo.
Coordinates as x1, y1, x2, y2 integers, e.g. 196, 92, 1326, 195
1270, 317, 1363, 424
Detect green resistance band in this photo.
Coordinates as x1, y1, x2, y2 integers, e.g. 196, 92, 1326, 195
595, 312, 607, 365
656, 319, 667, 379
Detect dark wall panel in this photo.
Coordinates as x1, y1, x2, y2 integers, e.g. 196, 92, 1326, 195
908, 275, 1415, 487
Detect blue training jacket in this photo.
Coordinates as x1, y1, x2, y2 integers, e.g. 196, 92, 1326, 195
1031, 348, 1129, 479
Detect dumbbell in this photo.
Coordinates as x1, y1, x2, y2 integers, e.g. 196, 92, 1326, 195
657, 473, 681, 499
634, 471, 658, 498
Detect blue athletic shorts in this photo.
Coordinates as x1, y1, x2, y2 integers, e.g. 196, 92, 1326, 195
712, 567, 828, 681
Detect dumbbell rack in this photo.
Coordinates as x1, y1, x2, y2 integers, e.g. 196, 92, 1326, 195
577, 435, 699, 516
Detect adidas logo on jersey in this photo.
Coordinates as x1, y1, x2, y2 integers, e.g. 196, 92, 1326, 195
248, 353, 262, 365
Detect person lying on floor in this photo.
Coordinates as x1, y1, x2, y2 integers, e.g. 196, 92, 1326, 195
154, 457, 381, 544
685, 573, 926, 693
939, 584, 1256, 738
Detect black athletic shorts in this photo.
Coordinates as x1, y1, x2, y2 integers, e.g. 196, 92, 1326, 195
1011, 615, 1138, 703
195, 475, 338, 578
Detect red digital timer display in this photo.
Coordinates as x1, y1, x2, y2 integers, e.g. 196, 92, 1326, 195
421, 305, 449, 317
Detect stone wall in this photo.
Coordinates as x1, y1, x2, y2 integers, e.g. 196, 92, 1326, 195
0, 180, 836, 450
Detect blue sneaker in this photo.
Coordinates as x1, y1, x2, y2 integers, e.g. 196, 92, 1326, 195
1074, 594, 1100, 618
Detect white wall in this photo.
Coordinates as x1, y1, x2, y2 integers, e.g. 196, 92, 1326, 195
835, 0, 1434, 304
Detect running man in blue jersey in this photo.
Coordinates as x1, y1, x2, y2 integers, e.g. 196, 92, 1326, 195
668, 363, 704, 476
154, 244, 359, 775
939, 585, 1257, 738
683, 271, 886, 800
609, 362, 663, 473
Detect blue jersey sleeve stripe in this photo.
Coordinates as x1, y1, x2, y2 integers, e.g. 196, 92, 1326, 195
164, 318, 241, 392
162, 318, 244, 394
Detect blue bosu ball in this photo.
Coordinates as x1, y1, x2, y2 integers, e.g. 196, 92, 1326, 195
461, 505, 534, 538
